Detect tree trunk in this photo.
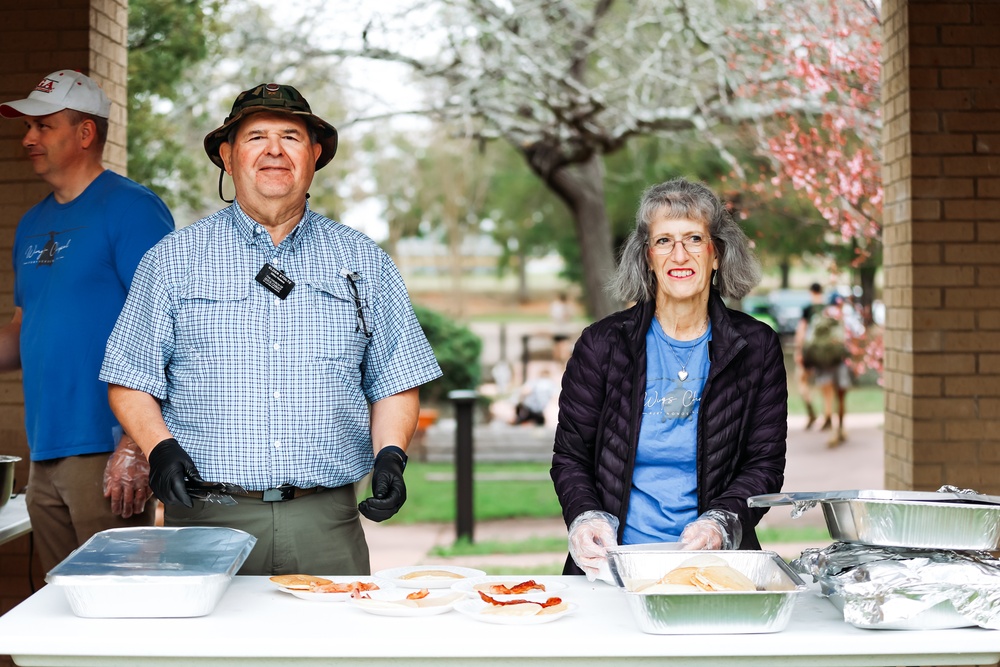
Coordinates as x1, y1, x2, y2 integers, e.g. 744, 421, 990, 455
780, 261, 791, 289
542, 154, 621, 319
857, 264, 877, 326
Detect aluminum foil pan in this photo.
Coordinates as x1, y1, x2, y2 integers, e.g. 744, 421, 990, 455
607, 545, 806, 634
748, 486, 1000, 550
792, 542, 1000, 630
46, 526, 256, 618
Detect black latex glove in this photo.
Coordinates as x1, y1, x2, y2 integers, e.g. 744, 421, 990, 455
148, 438, 203, 508
358, 445, 407, 522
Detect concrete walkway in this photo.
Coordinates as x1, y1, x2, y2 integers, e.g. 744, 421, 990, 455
363, 412, 886, 574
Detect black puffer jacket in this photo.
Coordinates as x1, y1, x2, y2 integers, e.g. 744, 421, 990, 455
551, 290, 787, 574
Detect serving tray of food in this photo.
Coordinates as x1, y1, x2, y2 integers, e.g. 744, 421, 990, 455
748, 487, 1000, 550
606, 546, 806, 634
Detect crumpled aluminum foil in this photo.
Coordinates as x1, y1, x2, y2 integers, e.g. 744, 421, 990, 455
792, 542, 1000, 629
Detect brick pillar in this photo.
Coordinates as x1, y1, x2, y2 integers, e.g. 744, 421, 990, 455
0, 0, 130, 633
883, 0, 1000, 494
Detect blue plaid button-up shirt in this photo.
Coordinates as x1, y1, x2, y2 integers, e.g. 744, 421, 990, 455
100, 201, 442, 490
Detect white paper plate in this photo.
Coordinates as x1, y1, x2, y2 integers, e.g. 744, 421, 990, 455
374, 565, 486, 589
451, 576, 569, 597
454, 598, 577, 625
277, 577, 394, 602
347, 589, 466, 617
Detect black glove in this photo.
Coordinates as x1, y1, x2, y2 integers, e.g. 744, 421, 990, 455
148, 438, 203, 508
358, 445, 407, 522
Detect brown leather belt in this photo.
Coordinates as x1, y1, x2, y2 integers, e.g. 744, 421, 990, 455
236, 485, 325, 502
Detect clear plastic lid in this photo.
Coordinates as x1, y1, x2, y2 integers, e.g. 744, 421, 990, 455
47, 526, 256, 578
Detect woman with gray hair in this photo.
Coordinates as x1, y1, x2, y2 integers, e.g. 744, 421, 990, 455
551, 178, 787, 581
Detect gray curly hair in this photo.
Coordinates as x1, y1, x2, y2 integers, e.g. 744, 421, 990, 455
608, 178, 761, 303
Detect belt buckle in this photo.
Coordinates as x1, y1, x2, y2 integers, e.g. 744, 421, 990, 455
262, 485, 294, 502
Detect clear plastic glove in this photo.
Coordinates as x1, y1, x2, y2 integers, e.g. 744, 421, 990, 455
679, 509, 743, 550
103, 434, 152, 519
567, 510, 620, 583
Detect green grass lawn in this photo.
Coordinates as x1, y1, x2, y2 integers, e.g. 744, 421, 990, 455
787, 385, 883, 416
387, 461, 564, 524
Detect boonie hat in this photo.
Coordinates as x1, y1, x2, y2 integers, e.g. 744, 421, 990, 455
0, 70, 111, 119
203, 83, 338, 171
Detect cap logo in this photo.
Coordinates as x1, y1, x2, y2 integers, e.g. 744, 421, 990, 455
34, 77, 58, 94
265, 83, 280, 92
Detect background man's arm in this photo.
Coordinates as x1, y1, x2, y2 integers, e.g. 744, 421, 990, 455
0, 308, 23, 372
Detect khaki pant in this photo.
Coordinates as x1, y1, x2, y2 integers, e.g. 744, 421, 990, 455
165, 484, 370, 576
27, 454, 156, 573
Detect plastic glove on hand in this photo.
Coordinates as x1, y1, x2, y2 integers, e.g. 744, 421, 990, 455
103, 434, 152, 518
148, 438, 202, 508
679, 518, 725, 550
568, 511, 619, 583
358, 446, 407, 522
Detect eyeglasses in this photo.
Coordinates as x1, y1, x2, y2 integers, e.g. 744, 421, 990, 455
342, 270, 373, 338
647, 234, 711, 255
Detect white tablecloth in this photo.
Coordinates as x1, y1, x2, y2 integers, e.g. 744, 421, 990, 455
1, 576, 999, 666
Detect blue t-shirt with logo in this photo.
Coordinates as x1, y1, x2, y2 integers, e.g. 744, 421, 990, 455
13, 170, 173, 460
623, 319, 712, 544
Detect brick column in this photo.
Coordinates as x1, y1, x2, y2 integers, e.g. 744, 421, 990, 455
882, 0, 1000, 494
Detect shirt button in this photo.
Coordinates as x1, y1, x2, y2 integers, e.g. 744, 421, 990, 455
272, 343, 280, 351
274, 297, 281, 306
273, 440, 282, 448
273, 391, 281, 399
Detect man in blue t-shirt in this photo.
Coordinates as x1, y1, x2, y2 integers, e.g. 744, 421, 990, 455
0, 70, 174, 572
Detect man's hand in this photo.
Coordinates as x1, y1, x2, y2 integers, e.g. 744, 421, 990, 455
148, 438, 202, 508
103, 434, 152, 518
358, 446, 407, 522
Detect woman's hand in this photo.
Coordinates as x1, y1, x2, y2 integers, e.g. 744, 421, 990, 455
680, 509, 743, 550
568, 510, 620, 583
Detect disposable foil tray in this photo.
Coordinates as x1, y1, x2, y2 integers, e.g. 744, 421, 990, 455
607, 545, 806, 634
792, 542, 1000, 630
748, 488, 1000, 550
46, 526, 256, 618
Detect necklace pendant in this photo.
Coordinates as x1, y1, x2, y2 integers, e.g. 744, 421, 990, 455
677, 369, 689, 382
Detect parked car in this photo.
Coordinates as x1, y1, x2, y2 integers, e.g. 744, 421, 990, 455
767, 289, 814, 336
737, 295, 778, 331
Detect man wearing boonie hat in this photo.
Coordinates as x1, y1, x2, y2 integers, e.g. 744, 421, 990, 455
0, 70, 174, 572
101, 83, 442, 576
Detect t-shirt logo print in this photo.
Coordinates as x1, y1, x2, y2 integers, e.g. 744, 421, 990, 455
26, 227, 84, 267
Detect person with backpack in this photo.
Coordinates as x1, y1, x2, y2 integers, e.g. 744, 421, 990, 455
793, 283, 826, 430
796, 288, 858, 447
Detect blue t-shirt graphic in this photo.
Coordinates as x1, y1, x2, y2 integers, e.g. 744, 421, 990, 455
623, 319, 711, 544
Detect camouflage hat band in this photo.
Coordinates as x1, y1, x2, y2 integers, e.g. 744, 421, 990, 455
203, 83, 338, 171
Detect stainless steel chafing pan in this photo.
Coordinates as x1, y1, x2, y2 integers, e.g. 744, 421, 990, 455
749, 488, 1000, 550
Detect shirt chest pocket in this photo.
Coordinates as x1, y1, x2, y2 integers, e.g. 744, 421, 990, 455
301, 280, 372, 364
175, 281, 255, 357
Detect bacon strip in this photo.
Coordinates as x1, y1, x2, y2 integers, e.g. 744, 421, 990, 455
311, 580, 379, 594
478, 591, 563, 608
485, 579, 546, 595
406, 588, 430, 600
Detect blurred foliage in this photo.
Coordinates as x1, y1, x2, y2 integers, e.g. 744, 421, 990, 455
413, 305, 483, 406
127, 0, 222, 210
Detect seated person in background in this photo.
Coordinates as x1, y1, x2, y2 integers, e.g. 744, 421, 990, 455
513, 369, 557, 426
